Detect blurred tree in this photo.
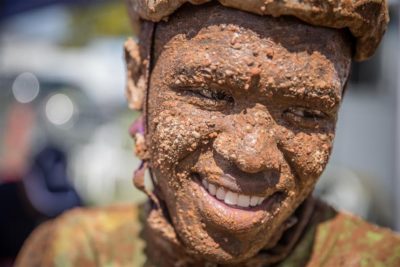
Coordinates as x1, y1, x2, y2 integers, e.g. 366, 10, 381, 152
64, 0, 137, 46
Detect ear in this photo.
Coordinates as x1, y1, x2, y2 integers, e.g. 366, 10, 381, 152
124, 38, 148, 111
124, 21, 155, 111
129, 115, 149, 160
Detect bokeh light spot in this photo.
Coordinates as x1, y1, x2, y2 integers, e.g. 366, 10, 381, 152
46, 94, 74, 125
12, 72, 40, 103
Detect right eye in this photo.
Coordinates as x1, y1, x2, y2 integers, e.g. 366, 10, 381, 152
181, 88, 234, 110
283, 106, 329, 129
195, 88, 233, 102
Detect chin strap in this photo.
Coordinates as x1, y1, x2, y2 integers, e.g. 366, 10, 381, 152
128, 20, 160, 209
129, 21, 161, 210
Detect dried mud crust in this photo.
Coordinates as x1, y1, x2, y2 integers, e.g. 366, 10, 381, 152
139, 4, 353, 264
127, 0, 389, 61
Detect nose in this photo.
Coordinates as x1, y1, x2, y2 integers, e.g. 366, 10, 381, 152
213, 113, 281, 174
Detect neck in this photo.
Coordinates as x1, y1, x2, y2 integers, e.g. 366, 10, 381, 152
141, 197, 316, 267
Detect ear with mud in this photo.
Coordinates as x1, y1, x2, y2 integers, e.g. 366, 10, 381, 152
124, 38, 149, 111
125, 38, 149, 161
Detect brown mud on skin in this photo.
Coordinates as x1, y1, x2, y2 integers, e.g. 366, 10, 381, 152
144, 3, 352, 265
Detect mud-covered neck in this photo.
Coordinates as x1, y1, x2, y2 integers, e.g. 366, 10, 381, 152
141, 196, 317, 267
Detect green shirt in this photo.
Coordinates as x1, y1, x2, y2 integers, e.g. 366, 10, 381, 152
15, 202, 400, 267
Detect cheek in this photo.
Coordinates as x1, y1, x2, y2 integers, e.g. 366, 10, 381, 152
278, 129, 334, 185
149, 102, 213, 175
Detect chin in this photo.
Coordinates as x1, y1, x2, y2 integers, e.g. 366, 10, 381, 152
162, 171, 298, 264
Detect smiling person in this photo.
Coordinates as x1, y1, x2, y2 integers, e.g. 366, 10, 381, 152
15, 1, 400, 267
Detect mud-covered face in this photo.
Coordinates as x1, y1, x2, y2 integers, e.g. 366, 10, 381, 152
146, 4, 352, 264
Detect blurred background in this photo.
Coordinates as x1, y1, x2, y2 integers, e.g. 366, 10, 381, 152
0, 0, 399, 265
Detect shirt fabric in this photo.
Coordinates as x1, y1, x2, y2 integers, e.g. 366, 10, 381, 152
15, 201, 400, 267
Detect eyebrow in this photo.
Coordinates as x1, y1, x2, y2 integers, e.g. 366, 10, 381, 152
171, 65, 252, 90
171, 65, 341, 109
268, 84, 341, 110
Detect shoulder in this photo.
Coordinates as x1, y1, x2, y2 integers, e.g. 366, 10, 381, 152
15, 204, 144, 267
307, 206, 400, 267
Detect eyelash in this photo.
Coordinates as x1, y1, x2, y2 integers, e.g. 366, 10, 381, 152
283, 107, 329, 128
287, 107, 326, 119
185, 88, 234, 103
197, 89, 232, 101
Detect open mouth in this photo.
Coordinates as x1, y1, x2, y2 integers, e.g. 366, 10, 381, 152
190, 172, 287, 232
192, 172, 284, 211
201, 179, 266, 208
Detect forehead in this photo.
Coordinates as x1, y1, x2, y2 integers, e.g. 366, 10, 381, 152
152, 3, 352, 95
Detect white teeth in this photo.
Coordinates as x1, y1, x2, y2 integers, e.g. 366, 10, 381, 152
201, 179, 266, 208
202, 179, 208, 189
224, 191, 238, 205
216, 187, 226, 200
237, 194, 250, 208
250, 196, 260, 207
208, 183, 217, 195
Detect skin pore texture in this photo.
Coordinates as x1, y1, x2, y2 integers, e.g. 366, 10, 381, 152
145, 3, 352, 265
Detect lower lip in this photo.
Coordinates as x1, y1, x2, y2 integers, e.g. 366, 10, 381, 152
192, 177, 284, 232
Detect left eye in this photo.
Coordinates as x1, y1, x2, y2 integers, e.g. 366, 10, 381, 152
283, 107, 328, 128
196, 89, 232, 102
286, 107, 326, 120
